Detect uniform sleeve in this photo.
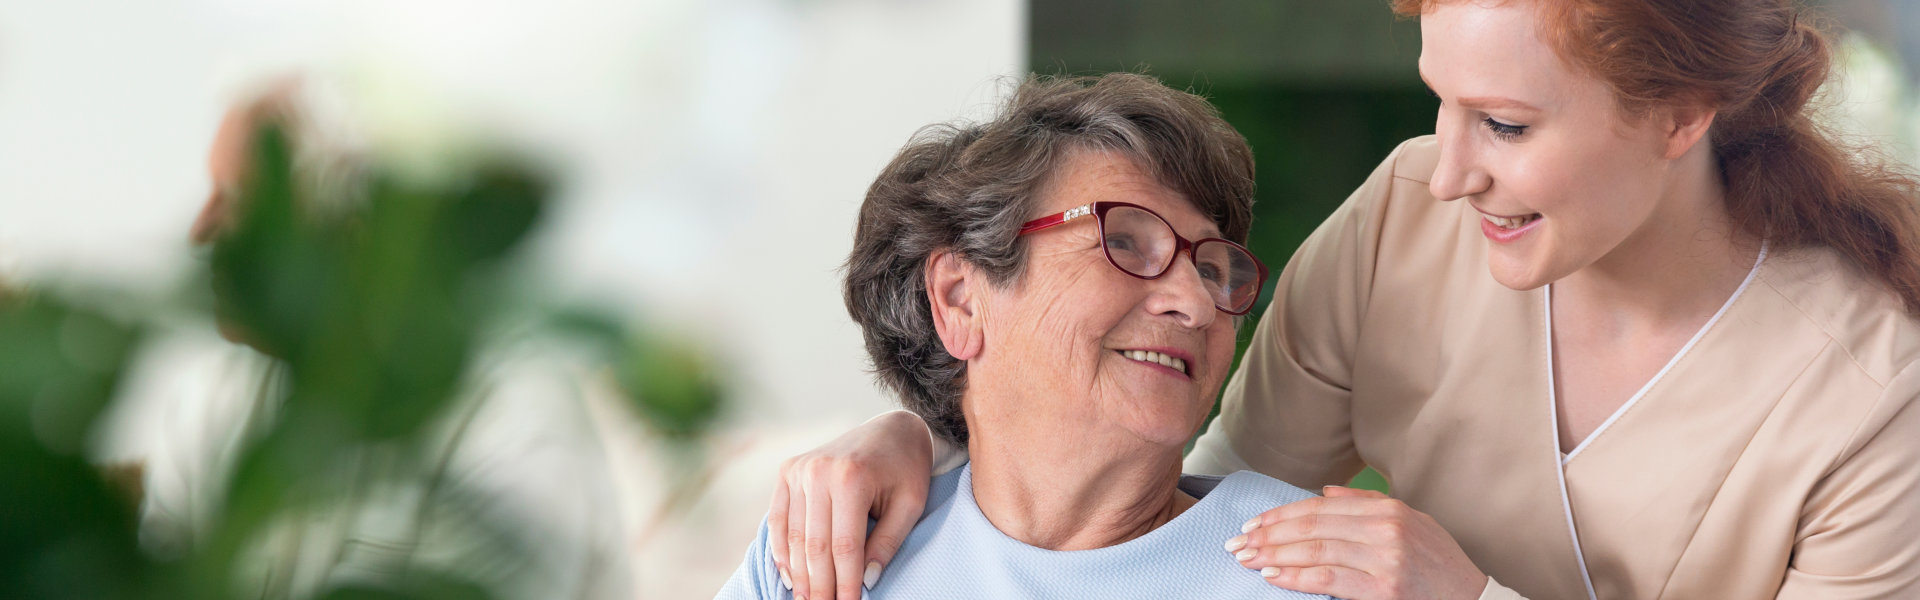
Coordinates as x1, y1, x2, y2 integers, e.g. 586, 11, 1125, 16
1775, 362, 1920, 598
927, 426, 969, 477
1187, 139, 1409, 488
1478, 577, 1530, 600
716, 519, 794, 600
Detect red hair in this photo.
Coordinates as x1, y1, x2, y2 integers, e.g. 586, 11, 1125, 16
1394, 0, 1920, 313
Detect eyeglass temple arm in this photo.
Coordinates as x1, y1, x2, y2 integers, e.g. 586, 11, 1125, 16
1017, 203, 1094, 235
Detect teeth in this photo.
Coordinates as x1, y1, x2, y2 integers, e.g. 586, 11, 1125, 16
1122, 350, 1188, 375
1485, 213, 1538, 229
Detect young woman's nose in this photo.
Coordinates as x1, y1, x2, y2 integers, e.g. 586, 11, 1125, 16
1428, 116, 1493, 202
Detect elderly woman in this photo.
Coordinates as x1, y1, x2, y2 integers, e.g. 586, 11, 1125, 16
717, 73, 1326, 599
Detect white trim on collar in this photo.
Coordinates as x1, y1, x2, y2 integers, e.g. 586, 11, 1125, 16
1558, 242, 1769, 464
1542, 240, 1768, 600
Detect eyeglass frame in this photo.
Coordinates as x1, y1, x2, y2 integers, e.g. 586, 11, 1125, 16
1016, 201, 1270, 316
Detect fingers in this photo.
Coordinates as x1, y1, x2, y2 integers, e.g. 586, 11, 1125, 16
1259, 564, 1378, 600
1234, 537, 1383, 573
1237, 513, 1382, 551
768, 469, 792, 588
1323, 485, 1387, 499
1244, 492, 1403, 533
1230, 491, 1488, 600
804, 476, 837, 600
862, 485, 925, 590
786, 473, 810, 596
830, 483, 870, 599
764, 411, 937, 597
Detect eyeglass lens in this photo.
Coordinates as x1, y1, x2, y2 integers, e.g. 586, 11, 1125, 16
1100, 205, 1261, 312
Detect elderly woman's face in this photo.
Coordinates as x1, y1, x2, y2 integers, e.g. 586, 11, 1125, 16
970, 150, 1237, 449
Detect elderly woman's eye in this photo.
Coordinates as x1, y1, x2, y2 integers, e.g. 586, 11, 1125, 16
1105, 233, 1140, 253
1197, 262, 1226, 285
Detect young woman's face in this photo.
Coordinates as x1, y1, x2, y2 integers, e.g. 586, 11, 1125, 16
1420, 0, 1681, 290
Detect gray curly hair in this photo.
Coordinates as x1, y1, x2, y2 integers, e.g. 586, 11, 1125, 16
843, 73, 1256, 446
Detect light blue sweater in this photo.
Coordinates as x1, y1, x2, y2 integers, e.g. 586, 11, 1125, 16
717, 464, 1332, 599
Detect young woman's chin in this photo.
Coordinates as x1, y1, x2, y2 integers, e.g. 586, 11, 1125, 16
1485, 249, 1558, 292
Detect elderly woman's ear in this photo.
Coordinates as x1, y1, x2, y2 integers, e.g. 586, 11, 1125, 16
924, 250, 985, 361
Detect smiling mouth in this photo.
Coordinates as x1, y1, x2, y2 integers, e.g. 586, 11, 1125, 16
1117, 349, 1189, 376
1483, 213, 1541, 229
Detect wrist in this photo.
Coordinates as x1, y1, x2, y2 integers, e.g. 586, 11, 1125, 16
868, 409, 933, 457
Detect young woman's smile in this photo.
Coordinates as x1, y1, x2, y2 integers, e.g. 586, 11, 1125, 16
1476, 205, 1543, 244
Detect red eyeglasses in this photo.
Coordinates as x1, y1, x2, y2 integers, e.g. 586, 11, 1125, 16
1018, 201, 1268, 315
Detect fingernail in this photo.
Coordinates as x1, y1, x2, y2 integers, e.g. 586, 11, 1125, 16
778, 567, 792, 590
863, 560, 882, 589
1241, 517, 1260, 533
1261, 566, 1281, 578
1224, 535, 1248, 553
1235, 549, 1256, 561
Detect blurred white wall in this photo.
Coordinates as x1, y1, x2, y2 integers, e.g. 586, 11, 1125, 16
0, 0, 1023, 423
1832, 32, 1920, 172
0, 0, 1022, 597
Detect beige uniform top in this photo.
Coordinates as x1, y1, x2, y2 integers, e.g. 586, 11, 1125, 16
1185, 136, 1920, 599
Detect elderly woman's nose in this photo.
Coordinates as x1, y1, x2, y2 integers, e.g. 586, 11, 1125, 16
1146, 258, 1218, 329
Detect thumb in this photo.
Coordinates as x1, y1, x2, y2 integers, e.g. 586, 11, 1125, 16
1323, 485, 1388, 499
861, 491, 925, 589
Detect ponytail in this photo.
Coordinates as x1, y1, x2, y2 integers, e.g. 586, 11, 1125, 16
1716, 20, 1920, 313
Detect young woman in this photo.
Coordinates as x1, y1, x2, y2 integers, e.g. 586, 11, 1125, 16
768, 1, 1920, 598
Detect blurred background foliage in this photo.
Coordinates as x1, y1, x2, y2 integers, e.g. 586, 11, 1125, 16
1034, 0, 1920, 494
0, 115, 724, 598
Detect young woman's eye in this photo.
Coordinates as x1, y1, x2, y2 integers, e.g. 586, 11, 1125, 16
1482, 117, 1528, 140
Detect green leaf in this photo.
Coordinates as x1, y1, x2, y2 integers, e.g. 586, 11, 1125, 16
208, 122, 339, 360
0, 297, 155, 599
436, 162, 548, 269
0, 297, 142, 454
543, 304, 629, 350
615, 331, 726, 441
0, 436, 153, 600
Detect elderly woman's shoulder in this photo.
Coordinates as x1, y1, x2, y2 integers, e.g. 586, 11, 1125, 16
1178, 470, 1320, 514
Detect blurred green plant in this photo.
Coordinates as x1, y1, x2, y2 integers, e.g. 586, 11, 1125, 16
546, 307, 726, 444
0, 291, 155, 599
0, 117, 726, 599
